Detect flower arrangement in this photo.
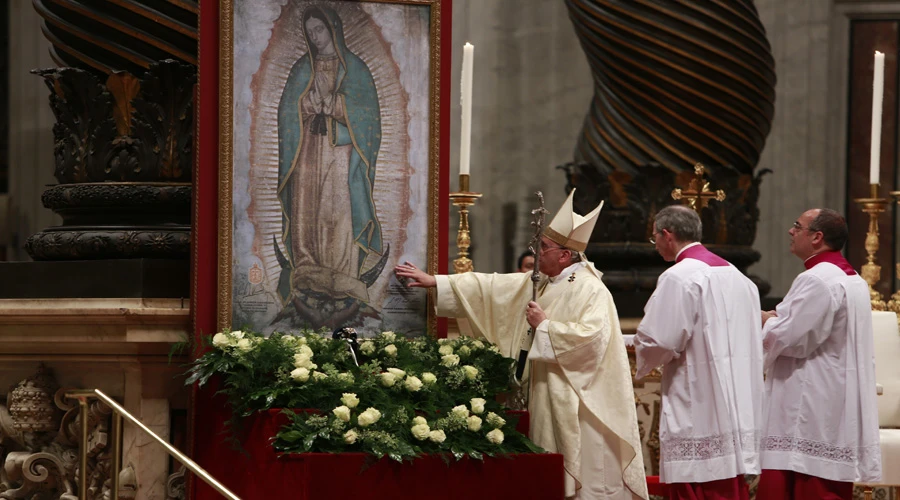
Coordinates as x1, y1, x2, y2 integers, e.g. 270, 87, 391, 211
187, 330, 544, 462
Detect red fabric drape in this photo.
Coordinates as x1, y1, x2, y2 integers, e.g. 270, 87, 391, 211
203, 409, 564, 500
757, 469, 854, 500
667, 476, 749, 500
647, 476, 670, 497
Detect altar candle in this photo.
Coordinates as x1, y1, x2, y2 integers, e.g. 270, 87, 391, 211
871, 50, 885, 185
460, 42, 474, 177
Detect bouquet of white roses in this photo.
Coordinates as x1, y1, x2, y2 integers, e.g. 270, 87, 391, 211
186, 330, 544, 461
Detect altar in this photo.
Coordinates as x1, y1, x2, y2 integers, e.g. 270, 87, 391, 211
195, 407, 565, 500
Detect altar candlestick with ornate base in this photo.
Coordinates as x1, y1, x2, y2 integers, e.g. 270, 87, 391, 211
885, 190, 900, 318
854, 184, 888, 311
449, 174, 482, 274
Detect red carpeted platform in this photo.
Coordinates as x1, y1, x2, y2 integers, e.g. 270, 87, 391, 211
194, 408, 565, 500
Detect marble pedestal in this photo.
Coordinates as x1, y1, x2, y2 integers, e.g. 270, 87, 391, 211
0, 298, 190, 500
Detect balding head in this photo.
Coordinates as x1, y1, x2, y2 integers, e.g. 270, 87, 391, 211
789, 208, 849, 259
808, 208, 849, 251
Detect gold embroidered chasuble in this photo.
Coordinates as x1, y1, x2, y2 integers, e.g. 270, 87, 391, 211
435, 264, 648, 499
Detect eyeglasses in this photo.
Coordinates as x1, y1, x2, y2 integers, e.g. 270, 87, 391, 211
649, 230, 662, 245
792, 221, 814, 232
540, 244, 567, 254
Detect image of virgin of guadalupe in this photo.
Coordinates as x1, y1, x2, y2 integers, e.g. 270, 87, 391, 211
273, 5, 389, 329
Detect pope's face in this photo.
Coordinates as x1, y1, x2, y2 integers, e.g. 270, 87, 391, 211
305, 17, 333, 53
538, 237, 571, 278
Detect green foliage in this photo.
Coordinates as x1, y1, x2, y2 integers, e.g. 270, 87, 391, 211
187, 330, 545, 462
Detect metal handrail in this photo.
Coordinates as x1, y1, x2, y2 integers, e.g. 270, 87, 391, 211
66, 389, 241, 500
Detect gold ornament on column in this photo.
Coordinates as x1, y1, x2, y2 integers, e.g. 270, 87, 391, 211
854, 184, 888, 310
671, 163, 726, 213
449, 174, 482, 273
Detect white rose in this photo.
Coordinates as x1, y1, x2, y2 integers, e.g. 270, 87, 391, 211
473, 340, 485, 349
458, 345, 471, 357
344, 429, 358, 444
236, 338, 253, 352
486, 428, 505, 444
470, 398, 486, 414
290, 367, 310, 382
360, 341, 375, 355
411, 423, 430, 441
296, 344, 313, 357
438, 344, 454, 356
337, 372, 354, 384
383, 344, 398, 357
332, 405, 351, 422
387, 368, 406, 378
293, 353, 316, 370
422, 372, 437, 385
357, 408, 381, 427
438, 339, 451, 345
296, 336, 308, 345
428, 429, 446, 443
451, 405, 469, 419
489, 345, 500, 353
380, 372, 398, 387
462, 365, 479, 380
382, 331, 396, 341
441, 354, 460, 367
312, 371, 328, 381
412, 416, 428, 426
467, 415, 483, 432
486, 412, 506, 428
341, 393, 360, 409
404, 376, 423, 392
230, 330, 245, 340
212, 333, 230, 348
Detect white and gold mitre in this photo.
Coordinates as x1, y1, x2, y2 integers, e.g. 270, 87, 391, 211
543, 189, 603, 252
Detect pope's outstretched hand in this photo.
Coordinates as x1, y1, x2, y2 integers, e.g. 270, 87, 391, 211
394, 262, 437, 288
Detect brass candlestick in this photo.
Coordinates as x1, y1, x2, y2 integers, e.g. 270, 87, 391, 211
854, 183, 888, 311
449, 174, 482, 274
886, 190, 900, 317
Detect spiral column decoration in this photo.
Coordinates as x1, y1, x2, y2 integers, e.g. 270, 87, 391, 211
33, 0, 197, 76
564, 0, 777, 315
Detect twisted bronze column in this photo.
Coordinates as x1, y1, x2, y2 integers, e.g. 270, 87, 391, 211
566, 0, 775, 174
563, 0, 777, 315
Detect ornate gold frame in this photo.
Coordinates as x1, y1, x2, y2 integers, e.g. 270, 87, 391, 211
217, 0, 444, 334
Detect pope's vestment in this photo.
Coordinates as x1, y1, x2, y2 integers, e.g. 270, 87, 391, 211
435, 261, 648, 500
760, 252, 881, 483
634, 245, 763, 486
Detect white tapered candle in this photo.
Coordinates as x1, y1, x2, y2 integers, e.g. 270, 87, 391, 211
870, 51, 885, 185
460, 43, 474, 177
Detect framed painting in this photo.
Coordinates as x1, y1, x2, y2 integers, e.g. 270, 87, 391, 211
217, 0, 448, 337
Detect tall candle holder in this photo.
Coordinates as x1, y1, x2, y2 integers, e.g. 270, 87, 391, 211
885, 190, 900, 318
854, 184, 888, 311
449, 174, 482, 274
